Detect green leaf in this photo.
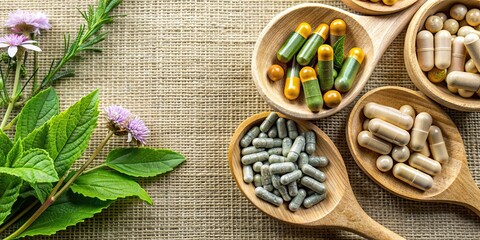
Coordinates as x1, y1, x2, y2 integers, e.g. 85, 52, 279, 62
31, 183, 53, 203
0, 174, 22, 225
19, 191, 112, 238
6, 140, 23, 167
71, 169, 152, 204
0, 130, 13, 166
15, 87, 59, 141
47, 90, 99, 177
0, 149, 58, 183
106, 148, 186, 178
23, 122, 48, 151
333, 36, 346, 72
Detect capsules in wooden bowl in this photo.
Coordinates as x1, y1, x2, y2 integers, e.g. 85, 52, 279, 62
363, 0, 398, 6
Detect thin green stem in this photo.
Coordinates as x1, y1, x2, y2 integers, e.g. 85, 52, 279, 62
81, 163, 106, 175
4, 131, 114, 240
3, 115, 18, 131
0, 200, 38, 234
1, 53, 23, 129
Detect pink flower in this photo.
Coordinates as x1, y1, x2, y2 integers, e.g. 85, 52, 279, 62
126, 118, 149, 145
0, 34, 41, 57
6, 10, 51, 35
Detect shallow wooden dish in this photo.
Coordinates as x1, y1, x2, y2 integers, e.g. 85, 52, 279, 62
229, 112, 404, 239
346, 86, 480, 216
342, 0, 418, 15
252, 1, 426, 120
405, 0, 480, 111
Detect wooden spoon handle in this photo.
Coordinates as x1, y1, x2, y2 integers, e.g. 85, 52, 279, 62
458, 186, 480, 217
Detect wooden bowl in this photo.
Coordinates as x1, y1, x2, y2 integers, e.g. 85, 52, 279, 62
346, 87, 480, 216
405, 0, 480, 112
342, 0, 419, 15
252, 2, 426, 120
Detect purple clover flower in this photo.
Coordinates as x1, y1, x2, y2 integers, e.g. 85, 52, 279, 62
126, 117, 149, 145
105, 105, 131, 126
105, 105, 149, 145
6, 10, 51, 36
0, 34, 41, 57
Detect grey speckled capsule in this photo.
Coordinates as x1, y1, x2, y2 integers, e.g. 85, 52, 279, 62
309, 156, 329, 167
298, 153, 309, 169
300, 176, 326, 194
243, 165, 254, 183
301, 164, 326, 182
280, 170, 303, 185
289, 189, 307, 212
287, 120, 299, 139
276, 118, 288, 138
288, 181, 298, 197
271, 174, 281, 189
282, 138, 293, 157
287, 136, 306, 162
273, 189, 281, 197
269, 162, 295, 175
252, 138, 282, 148
303, 192, 327, 208
240, 126, 260, 147
241, 146, 265, 156
268, 147, 282, 155
305, 131, 316, 155
264, 184, 274, 192
252, 161, 263, 172
253, 174, 262, 187
241, 151, 269, 165
260, 112, 279, 132
259, 132, 268, 138
277, 184, 291, 201
260, 164, 272, 186
269, 155, 287, 164
268, 127, 278, 138
255, 187, 283, 206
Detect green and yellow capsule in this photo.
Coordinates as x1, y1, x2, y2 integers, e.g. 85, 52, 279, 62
316, 44, 334, 92
296, 23, 329, 66
299, 67, 323, 112
284, 56, 301, 100
277, 22, 312, 63
330, 19, 346, 46
334, 47, 365, 93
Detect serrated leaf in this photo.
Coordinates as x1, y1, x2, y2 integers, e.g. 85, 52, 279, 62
6, 140, 23, 167
0, 149, 58, 183
18, 191, 112, 238
47, 90, 99, 177
23, 123, 48, 151
31, 183, 53, 203
0, 130, 13, 166
0, 173, 22, 225
106, 148, 186, 178
333, 36, 345, 72
71, 169, 152, 204
15, 87, 59, 141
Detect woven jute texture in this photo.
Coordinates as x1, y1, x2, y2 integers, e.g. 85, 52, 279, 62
1, 0, 479, 239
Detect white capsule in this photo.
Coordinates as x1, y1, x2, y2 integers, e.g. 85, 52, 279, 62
363, 102, 413, 130
435, 30, 452, 69
410, 112, 433, 151
391, 145, 410, 163
357, 130, 392, 155
408, 153, 442, 176
376, 155, 393, 172
368, 118, 411, 146
243, 165, 254, 183
393, 163, 433, 191
428, 125, 449, 164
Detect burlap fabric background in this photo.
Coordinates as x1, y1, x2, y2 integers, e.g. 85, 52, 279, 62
0, 0, 479, 239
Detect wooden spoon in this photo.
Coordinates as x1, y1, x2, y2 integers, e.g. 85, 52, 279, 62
252, 0, 427, 120
346, 86, 480, 216
341, 0, 418, 15
229, 112, 405, 239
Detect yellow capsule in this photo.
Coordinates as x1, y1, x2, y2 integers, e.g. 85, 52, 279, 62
382, 0, 397, 5
410, 112, 433, 151
267, 64, 284, 82
368, 118, 410, 146
427, 67, 447, 83
393, 163, 433, 191
284, 57, 301, 100
295, 22, 312, 38
357, 130, 392, 155
428, 125, 449, 164
330, 19, 346, 46
323, 90, 342, 108
408, 153, 442, 176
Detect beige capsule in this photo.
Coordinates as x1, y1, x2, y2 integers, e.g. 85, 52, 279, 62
447, 83, 459, 94
368, 118, 410, 146
410, 112, 433, 151
448, 37, 466, 74
425, 15, 444, 33
399, 105, 415, 119
376, 155, 393, 172
428, 125, 449, 164
408, 153, 442, 176
393, 163, 433, 191
465, 59, 478, 73
457, 26, 480, 37
391, 145, 410, 163
363, 102, 414, 130
435, 30, 452, 69
464, 33, 480, 72
443, 19, 459, 35
419, 142, 431, 157
446, 71, 480, 91
357, 130, 392, 155
435, 12, 448, 22
416, 30, 435, 72
450, 4, 468, 21
459, 89, 476, 98
363, 119, 370, 131
466, 9, 480, 27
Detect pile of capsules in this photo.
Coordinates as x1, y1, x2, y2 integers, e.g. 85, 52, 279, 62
363, 0, 397, 6
416, 3, 480, 98
267, 20, 364, 112
240, 112, 328, 211
357, 102, 449, 191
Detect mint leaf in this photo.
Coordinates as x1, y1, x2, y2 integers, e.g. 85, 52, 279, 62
0, 174, 22, 225
6, 140, 23, 167
47, 90, 99, 177
31, 183, 53, 203
106, 148, 186, 177
0, 149, 58, 183
15, 87, 59, 141
71, 169, 152, 204
23, 123, 48, 151
0, 130, 13, 166
332, 36, 346, 72
18, 191, 112, 238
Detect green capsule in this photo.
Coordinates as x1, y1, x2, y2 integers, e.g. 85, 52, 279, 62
335, 47, 365, 92
317, 44, 334, 92
297, 24, 329, 66
277, 22, 312, 63
299, 67, 323, 112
